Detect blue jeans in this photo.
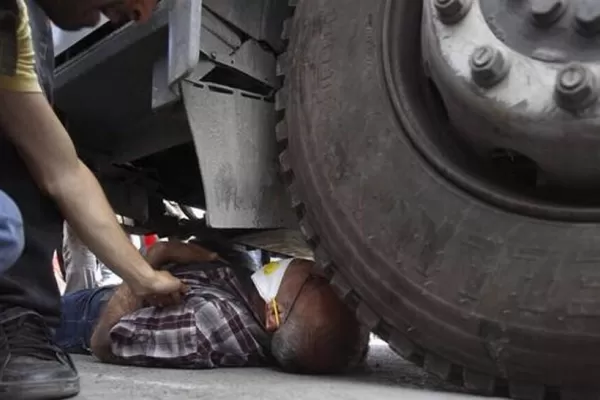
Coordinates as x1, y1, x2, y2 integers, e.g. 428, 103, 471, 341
54, 286, 116, 354
0, 190, 23, 275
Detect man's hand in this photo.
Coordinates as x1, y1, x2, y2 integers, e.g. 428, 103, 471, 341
131, 241, 222, 307
130, 269, 187, 308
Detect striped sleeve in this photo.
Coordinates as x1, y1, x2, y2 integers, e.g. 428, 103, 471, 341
0, 0, 41, 93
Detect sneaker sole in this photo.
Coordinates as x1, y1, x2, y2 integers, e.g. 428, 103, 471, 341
0, 376, 80, 400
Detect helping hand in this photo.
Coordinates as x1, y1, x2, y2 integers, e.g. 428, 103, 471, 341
131, 269, 188, 308
131, 241, 223, 307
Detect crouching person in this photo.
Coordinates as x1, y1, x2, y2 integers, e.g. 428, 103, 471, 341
55, 241, 369, 373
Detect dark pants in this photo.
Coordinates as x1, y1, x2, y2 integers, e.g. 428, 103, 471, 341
54, 287, 116, 354
0, 141, 63, 325
0, 1, 62, 325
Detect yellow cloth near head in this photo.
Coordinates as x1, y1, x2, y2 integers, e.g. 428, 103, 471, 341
263, 262, 280, 276
0, 0, 42, 93
272, 299, 281, 327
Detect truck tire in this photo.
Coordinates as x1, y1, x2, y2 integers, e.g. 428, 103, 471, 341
277, 1, 600, 398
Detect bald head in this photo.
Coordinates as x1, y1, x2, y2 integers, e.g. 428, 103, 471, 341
270, 266, 369, 374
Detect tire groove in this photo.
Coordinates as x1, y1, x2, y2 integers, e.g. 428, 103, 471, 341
274, 1, 557, 399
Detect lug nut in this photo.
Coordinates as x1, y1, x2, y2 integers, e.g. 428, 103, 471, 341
434, 0, 471, 25
555, 64, 598, 112
469, 45, 510, 88
530, 0, 566, 27
575, 0, 600, 37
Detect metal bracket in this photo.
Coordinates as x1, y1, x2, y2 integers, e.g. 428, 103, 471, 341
152, 56, 183, 109
203, 0, 287, 51
181, 78, 295, 229
233, 229, 314, 260
198, 7, 276, 87
212, 39, 277, 88
153, 4, 275, 109
168, 0, 203, 85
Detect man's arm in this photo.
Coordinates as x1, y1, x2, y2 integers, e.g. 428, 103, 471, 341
93, 291, 265, 368
144, 241, 221, 268
90, 242, 221, 363
90, 283, 141, 364
0, 92, 175, 297
0, 0, 183, 304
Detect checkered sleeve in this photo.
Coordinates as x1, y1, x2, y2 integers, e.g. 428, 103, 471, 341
109, 302, 203, 368
193, 294, 266, 368
109, 272, 266, 368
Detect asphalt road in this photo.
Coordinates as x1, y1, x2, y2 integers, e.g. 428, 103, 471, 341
72, 339, 506, 400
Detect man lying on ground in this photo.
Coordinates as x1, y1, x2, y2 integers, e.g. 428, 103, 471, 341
55, 241, 370, 373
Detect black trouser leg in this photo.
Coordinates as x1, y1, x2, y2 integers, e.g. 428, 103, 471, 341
0, 141, 63, 326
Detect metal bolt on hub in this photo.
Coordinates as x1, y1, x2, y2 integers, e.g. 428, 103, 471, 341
555, 64, 598, 112
469, 45, 510, 88
434, 0, 472, 25
575, 0, 600, 37
530, 0, 567, 27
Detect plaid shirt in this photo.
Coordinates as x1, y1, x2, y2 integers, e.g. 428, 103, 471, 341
109, 264, 270, 368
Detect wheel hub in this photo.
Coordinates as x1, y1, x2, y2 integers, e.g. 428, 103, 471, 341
479, 0, 600, 61
422, 0, 600, 188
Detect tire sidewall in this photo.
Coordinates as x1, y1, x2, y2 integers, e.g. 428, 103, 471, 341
285, 0, 600, 385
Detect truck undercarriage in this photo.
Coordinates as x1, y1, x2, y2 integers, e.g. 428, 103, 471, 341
53, 0, 600, 398
54, 0, 302, 250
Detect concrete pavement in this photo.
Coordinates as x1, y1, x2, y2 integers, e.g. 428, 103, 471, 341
73, 339, 506, 400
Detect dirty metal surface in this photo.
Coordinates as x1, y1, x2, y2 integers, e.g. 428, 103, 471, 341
167, 0, 203, 85
233, 229, 314, 260
182, 80, 295, 229
202, 0, 289, 52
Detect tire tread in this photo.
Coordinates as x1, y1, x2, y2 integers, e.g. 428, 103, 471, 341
274, 1, 593, 399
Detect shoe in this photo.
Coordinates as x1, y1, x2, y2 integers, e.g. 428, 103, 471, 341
0, 310, 80, 400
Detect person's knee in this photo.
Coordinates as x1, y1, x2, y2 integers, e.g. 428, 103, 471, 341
0, 191, 24, 274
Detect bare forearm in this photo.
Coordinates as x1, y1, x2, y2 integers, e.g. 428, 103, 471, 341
52, 161, 155, 287
0, 92, 155, 289
90, 284, 142, 362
